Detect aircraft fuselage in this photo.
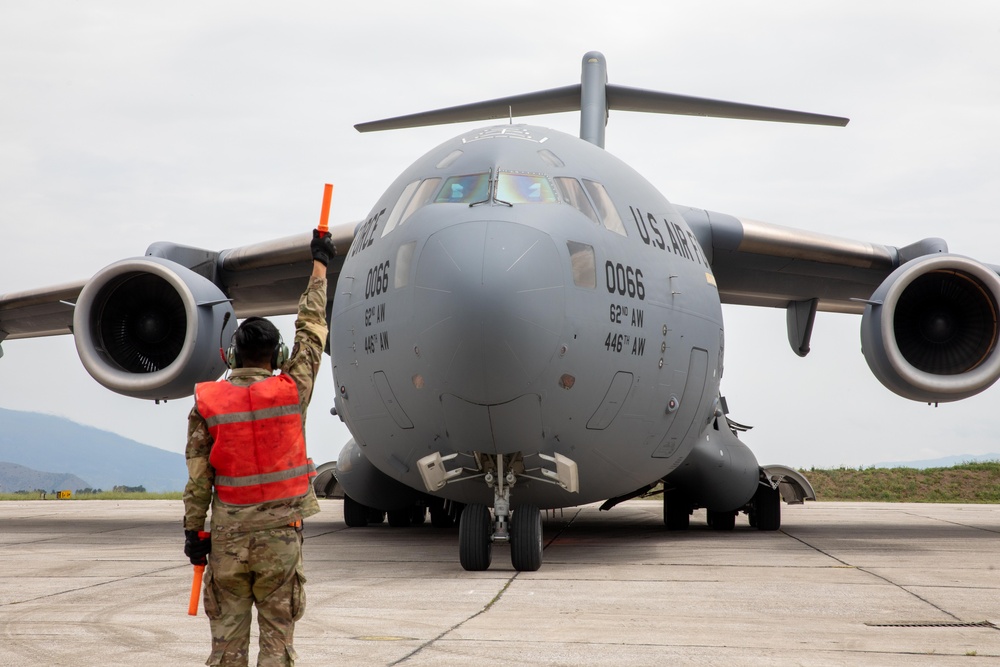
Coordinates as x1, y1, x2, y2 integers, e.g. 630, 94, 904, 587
330, 124, 724, 509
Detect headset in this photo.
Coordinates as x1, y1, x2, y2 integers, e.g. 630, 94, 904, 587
224, 316, 289, 370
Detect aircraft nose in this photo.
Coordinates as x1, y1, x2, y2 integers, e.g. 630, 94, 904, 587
412, 220, 566, 404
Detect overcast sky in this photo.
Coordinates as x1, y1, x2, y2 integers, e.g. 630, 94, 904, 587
2, 1, 1000, 470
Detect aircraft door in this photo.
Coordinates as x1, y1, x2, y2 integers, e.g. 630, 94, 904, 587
652, 348, 709, 459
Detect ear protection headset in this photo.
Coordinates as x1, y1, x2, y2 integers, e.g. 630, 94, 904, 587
225, 317, 289, 370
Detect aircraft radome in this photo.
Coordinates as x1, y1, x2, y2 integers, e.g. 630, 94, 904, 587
3, 52, 999, 572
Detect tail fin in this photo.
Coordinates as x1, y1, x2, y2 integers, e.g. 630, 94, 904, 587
355, 51, 848, 148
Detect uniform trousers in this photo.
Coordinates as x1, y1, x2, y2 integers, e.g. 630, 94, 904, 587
203, 525, 305, 667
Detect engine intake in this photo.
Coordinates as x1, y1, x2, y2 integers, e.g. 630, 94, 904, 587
861, 254, 1000, 402
73, 257, 235, 400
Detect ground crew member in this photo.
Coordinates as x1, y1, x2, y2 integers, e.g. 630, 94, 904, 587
183, 229, 336, 666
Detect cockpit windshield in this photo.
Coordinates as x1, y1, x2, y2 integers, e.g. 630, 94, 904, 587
496, 173, 558, 204
434, 174, 489, 203
380, 169, 625, 238
434, 172, 557, 205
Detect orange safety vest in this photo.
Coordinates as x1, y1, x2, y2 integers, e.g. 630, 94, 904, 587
195, 374, 313, 506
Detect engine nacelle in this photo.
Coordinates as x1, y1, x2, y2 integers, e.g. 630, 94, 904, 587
73, 257, 236, 401
861, 254, 1000, 402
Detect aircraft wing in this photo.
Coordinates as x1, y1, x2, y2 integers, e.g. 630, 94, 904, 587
0, 221, 356, 343
0, 222, 356, 399
0, 280, 88, 341
201, 222, 355, 318
678, 204, 1000, 400
678, 205, 951, 315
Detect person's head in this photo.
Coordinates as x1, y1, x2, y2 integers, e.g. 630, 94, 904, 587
230, 317, 284, 370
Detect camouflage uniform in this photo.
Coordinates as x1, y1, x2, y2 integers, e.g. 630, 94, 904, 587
184, 275, 327, 667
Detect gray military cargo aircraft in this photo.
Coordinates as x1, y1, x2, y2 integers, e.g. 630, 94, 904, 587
3, 52, 999, 571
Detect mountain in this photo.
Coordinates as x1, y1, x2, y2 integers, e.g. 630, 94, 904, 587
0, 462, 92, 494
873, 453, 1000, 469
0, 407, 187, 491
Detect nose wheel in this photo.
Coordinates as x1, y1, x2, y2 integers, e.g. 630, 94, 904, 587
459, 503, 493, 571
418, 450, 577, 572
510, 504, 542, 572
457, 454, 545, 572
459, 502, 542, 572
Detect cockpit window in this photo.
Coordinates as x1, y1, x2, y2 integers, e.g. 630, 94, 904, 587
436, 150, 463, 169
401, 178, 442, 221
538, 149, 564, 168
554, 177, 600, 225
496, 173, 557, 204
382, 178, 442, 237
382, 180, 420, 238
435, 173, 489, 203
583, 180, 627, 237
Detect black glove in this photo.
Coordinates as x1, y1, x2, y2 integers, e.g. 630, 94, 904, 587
184, 529, 211, 566
311, 229, 336, 267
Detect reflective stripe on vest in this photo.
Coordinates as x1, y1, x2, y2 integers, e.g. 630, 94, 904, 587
216, 462, 315, 488
196, 374, 310, 506
204, 403, 300, 428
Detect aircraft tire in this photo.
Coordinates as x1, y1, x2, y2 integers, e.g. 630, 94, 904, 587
410, 506, 427, 525
367, 508, 386, 524
663, 490, 690, 530
707, 510, 736, 531
430, 506, 453, 528
387, 509, 412, 527
459, 503, 493, 571
510, 505, 543, 572
343, 494, 369, 528
754, 485, 781, 531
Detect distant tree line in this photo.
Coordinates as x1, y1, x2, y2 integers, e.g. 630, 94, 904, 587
10, 485, 148, 496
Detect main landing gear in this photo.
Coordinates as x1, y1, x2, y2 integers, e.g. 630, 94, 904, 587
661, 467, 806, 531
418, 450, 578, 572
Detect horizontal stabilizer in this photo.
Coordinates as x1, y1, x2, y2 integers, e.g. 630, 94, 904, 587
606, 84, 848, 127
356, 72, 848, 134
355, 85, 582, 133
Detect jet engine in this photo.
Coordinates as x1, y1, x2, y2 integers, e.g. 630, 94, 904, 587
860, 254, 1000, 402
73, 257, 235, 401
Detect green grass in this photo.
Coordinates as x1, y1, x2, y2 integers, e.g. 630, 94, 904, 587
0, 491, 182, 501
802, 461, 1000, 503
640, 461, 1000, 504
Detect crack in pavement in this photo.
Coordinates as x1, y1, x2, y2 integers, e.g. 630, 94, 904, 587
388, 508, 583, 666
780, 527, 964, 622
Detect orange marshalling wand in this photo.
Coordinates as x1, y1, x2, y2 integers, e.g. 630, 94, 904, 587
318, 183, 333, 235
187, 531, 210, 616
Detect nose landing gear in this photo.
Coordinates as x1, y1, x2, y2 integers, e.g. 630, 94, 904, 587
458, 453, 544, 572
418, 450, 578, 572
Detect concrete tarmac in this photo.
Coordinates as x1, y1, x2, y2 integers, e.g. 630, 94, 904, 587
1, 499, 998, 666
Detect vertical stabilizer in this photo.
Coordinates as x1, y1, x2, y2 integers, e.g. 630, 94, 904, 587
580, 52, 608, 148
